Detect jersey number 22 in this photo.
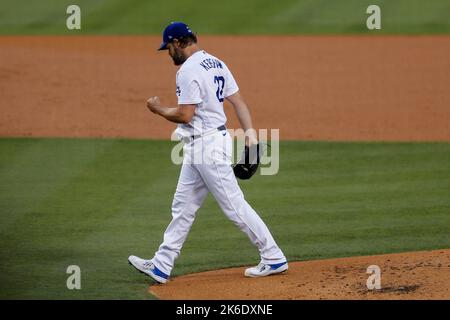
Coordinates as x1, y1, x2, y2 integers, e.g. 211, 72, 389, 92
214, 76, 225, 102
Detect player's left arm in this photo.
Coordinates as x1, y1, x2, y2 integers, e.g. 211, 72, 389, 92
146, 96, 195, 124
226, 91, 258, 145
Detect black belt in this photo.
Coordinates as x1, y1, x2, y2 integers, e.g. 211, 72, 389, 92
190, 125, 226, 140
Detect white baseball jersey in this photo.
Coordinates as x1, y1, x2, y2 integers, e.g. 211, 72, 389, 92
175, 50, 239, 137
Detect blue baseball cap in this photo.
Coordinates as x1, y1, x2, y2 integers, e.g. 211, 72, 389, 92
158, 22, 194, 50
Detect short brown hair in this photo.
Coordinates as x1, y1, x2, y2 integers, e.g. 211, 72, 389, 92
176, 33, 197, 48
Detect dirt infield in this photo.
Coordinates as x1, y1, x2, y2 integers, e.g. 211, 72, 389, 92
150, 249, 450, 300
1, 36, 449, 141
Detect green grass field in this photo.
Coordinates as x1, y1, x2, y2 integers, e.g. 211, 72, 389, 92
0, 138, 449, 299
1, 0, 450, 35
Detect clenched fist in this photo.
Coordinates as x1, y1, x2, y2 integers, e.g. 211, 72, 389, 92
146, 96, 161, 113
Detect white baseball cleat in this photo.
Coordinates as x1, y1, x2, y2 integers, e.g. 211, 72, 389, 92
244, 261, 288, 278
128, 255, 169, 284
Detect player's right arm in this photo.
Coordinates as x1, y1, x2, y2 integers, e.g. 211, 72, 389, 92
147, 96, 195, 124
146, 69, 199, 124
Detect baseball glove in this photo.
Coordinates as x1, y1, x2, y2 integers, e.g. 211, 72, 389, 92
232, 143, 265, 180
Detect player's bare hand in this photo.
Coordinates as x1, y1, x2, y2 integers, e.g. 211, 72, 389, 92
245, 129, 258, 146
146, 96, 161, 113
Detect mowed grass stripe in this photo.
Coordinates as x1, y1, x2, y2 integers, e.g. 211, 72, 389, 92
1, 0, 450, 35
0, 138, 448, 299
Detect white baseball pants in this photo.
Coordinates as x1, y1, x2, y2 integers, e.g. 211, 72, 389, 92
151, 130, 286, 275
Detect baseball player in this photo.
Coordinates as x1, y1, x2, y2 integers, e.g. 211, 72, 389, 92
128, 22, 287, 284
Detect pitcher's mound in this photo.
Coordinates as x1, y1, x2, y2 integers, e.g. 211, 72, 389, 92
149, 249, 450, 300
